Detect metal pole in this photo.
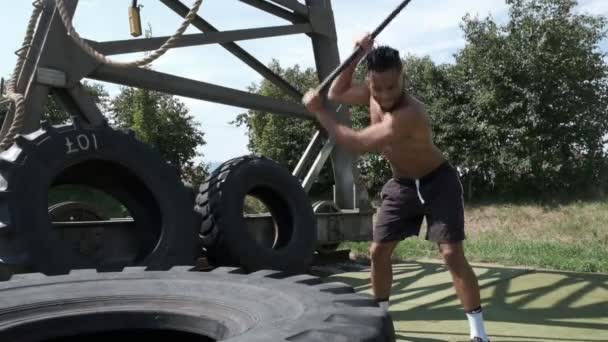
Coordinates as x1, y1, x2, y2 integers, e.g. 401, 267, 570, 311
306, 0, 358, 209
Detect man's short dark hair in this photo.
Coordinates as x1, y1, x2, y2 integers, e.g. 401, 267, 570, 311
365, 46, 402, 73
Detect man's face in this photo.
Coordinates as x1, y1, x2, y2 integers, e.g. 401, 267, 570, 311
367, 68, 403, 112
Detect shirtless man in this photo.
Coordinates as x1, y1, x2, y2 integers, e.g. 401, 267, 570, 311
302, 33, 490, 342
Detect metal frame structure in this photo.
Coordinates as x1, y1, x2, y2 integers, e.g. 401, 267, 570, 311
3, 0, 375, 245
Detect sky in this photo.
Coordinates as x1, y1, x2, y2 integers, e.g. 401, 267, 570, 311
1, 0, 607, 164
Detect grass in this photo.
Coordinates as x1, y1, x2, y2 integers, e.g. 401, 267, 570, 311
48, 185, 128, 218
343, 199, 608, 273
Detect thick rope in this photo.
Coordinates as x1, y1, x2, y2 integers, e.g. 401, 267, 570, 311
56, 0, 203, 67
0, 0, 44, 150
0, 0, 203, 150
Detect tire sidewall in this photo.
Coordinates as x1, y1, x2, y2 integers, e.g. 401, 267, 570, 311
218, 157, 317, 273
0, 268, 395, 342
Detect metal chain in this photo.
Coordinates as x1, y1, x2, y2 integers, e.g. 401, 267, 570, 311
56, 0, 203, 67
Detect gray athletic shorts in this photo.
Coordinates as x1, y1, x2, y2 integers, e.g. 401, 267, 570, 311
374, 161, 466, 243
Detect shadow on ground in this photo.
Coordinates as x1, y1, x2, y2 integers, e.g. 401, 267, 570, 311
327, 261, 608, 342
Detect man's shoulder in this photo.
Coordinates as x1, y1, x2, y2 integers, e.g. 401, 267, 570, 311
395, 95, 426, 121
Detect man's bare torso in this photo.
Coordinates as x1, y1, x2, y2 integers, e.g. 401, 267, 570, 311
369, 94, 445, 179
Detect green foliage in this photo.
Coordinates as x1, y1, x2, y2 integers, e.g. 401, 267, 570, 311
238, 0, 608, 202
445, 0, 608, 200
243, 195, 270, 214
44, 82, 111, 125
48, 185, 128, 218
232, 59, 334, 195
0, 80, 109, 129
110, 87, 209, 185
344, 198, 608, 273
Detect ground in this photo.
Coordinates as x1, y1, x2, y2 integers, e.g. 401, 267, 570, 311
317, 259, 608, 342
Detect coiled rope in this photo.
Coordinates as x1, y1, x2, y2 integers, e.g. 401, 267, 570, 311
0, 0, 45, 150
0, 0, 203, 149
55, 0, 203, 67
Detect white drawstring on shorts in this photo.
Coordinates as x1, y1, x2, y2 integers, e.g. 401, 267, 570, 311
415, 179, 425, 204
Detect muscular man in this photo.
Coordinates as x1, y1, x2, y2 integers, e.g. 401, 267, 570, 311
302, 33, 490, 342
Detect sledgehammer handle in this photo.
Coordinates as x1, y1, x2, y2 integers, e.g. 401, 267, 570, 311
315, 0, 414, 94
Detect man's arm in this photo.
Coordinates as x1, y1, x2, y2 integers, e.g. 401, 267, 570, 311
313, 106, 396, 154
327, 63, 370, 106
327, 34, 372, 106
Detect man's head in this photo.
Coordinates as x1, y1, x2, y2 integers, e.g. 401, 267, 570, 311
365, 45, 404, 112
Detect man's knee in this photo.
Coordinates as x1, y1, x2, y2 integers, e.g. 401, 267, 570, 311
369, 241, 396, 261
439, 242, 466, 269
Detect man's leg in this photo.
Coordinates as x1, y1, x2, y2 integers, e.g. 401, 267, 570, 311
438, 241, 480, 311
372, 178, 424, 311
439, 241, 488, 341
419, 162, 490, 341
369, 240, 399, 310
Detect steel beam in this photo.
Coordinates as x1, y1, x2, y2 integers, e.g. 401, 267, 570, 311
239, 0, 304, 23
0, 0, 56, 142
90, 64, 313, 120
65, 82, 106, 125
292, 130, 323, 179
20, 0, 103, 133
22, 83, 52, 133
268, 0, 309, 16
90, 24, 313, 56
305, 0, 359, 210
302, 138, 335, 192
51, 208, 373, 245
160, 0, 303, 101
51, 88, 82, 121
245, 211, 373, 245
51, 82, 106, 126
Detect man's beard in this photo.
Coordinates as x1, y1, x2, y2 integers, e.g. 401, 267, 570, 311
380, 93, 406, 113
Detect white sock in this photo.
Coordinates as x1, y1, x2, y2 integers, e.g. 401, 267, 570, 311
377, 299, 389, 312
466, 306, 488, 340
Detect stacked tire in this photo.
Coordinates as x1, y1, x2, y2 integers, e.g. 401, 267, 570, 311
0, 119, 198, 276
0, 120, 396, 341
0, 266, 395, 341
195, 155, 317, 274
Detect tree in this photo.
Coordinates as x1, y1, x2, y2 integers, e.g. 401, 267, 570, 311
110, 87, 208, 185
0, 76, 110, 127
44, 82, 111, 125
232, 59, 335, 196
360, 0, 608, 201
107, 24, 209, 185
235, 0, 608, 202
449, 0, 608, 199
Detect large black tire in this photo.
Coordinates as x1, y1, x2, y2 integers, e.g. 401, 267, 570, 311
0, 267, 395, 341
195, 155, 317, 274
0, 120, 198, 275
